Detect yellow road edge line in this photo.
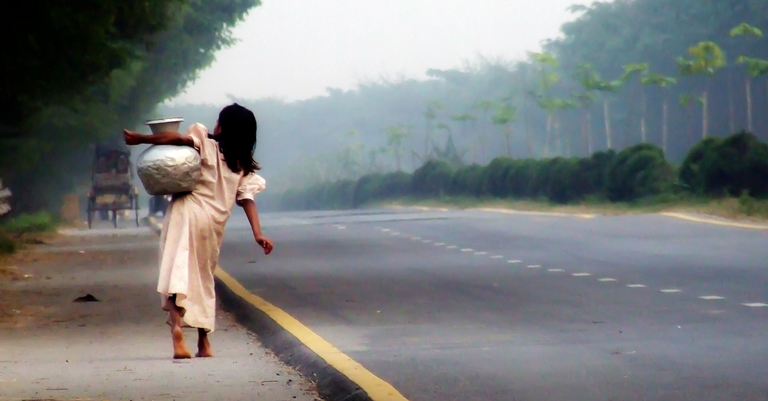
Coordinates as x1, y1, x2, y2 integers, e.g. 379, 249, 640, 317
475, 207, 596, 219
214, 268, 410, 401
661, 212, 768, 230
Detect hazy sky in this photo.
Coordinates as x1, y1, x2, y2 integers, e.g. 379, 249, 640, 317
168, 0, 592, 105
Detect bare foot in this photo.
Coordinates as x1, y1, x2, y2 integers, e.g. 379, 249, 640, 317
196, 329, 213, 358
172, 327, 192, 359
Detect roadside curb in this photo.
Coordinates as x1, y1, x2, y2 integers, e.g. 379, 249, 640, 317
146, 215, 402, 401
661, 212, 768, 230
214, 272, 373, 401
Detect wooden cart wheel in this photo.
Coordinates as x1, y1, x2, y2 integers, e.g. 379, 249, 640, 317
134, 194, 140, 227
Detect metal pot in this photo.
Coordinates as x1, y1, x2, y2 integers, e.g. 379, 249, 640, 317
136, 117, 202, 195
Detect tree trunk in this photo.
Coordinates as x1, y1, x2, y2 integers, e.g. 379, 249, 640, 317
545, 114, 553, 157
504, 126, 512, 158
424, 119, 431, 159
746, 77, 753, 132
626, 85, 636, 148
524, 96, 533, 158
586, 109, 593, 156
728, 70, 735, 133
686, 103, 692, 145
554, 114, 562, 157
640, 85, 647, 143
662, 98, 669, 155
581, 113, 587, 156
702, 90, 708, 139
603, 100, 612, 149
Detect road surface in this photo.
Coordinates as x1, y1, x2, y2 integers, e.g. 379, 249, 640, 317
219, 207, 768, 401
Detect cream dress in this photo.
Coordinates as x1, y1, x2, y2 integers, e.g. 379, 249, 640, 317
157, 123, 265, 333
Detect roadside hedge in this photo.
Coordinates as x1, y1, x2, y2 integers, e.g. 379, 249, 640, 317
275, 132, 768, 211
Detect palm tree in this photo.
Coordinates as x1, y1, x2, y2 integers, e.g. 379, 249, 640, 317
451, 113, 478, 162
529, 52, 560, 157
641, 74, 677, 153
473, 100, 495, 162
385, 124, 410, 171
423, 99, 443, 159
492, 103, 518, 158
620, 63, 649, 146
676, 41, 726, 138
730, 23, 768, 133
573, 63, 600, 156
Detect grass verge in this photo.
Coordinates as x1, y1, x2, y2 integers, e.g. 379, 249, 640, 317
0, 211, 59, 255
366, 194, 768, 222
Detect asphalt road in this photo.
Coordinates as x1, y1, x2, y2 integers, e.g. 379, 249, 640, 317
219, 207, 768, 401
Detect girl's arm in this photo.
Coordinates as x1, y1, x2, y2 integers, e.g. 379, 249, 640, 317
123, 130, 195, 147
237, 198, 274, 255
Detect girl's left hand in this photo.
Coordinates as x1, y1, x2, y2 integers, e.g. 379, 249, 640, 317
256, 235, 274, 255
123, 130, 144, 145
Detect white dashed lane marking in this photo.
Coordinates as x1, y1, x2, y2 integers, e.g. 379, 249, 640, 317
743, 303, 768, 307
374, 227, 764, 312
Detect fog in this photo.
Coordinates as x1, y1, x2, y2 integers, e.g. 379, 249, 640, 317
167, 0, 590, 104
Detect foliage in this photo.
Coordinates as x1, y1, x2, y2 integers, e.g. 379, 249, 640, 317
2, 0, 259, 215
274, 132, 768, 212
605, 144, 675, 202
0, 232, 15, 255
2, 212, 56, 234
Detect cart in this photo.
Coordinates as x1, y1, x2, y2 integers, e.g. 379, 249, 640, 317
86, 145, 140, 228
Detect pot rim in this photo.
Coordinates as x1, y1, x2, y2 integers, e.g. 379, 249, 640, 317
146, 117, 184, 125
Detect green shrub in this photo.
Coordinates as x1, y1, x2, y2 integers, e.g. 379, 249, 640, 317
483, 157, 516, 197
697, 132, 768, 198
679, 137, 723, 195
3, 212, 56, 233
606, 143, 674, 202
449, 164, 485, 196
412, 160, 453, 197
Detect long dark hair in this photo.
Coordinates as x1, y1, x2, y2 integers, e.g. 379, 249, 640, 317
213, 103, 260, 174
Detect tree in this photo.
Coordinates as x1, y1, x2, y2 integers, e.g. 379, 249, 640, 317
573, 63, 600, 156
451, 113, 478, 162
491, 103, 518, 158
529, 52, 560, 157
641, 73, 678, 154
620, 62, 649, 146
423, 100, 444, 159
676, 41, 726, 139
1, 0, 187, 134
385, 125, 410, 171
472, 101, 496, 162
730, 23, 768, 134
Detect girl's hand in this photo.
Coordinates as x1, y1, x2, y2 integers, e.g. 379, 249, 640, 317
255, 235, 274, 255
123, 130, 144, 146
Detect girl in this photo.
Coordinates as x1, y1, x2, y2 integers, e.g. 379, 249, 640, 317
123, 103, 273, 359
